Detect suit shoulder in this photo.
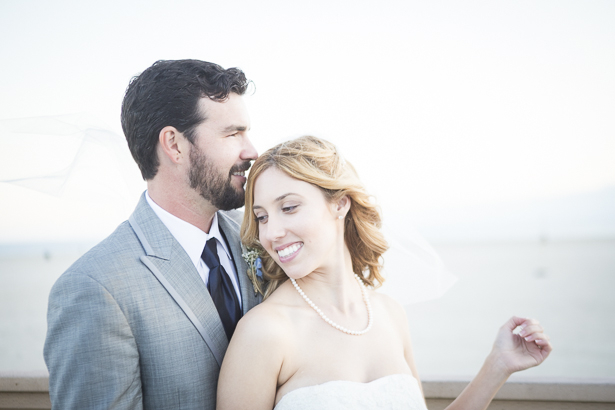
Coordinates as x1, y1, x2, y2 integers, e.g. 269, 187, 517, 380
58, 220, 143, 281
218, 209, 244, 229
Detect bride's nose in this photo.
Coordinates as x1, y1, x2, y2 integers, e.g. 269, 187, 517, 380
264, 216, 286, 243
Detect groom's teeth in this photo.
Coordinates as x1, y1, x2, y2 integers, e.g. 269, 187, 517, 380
278, 243, 302, 258
232, 171, 245, 176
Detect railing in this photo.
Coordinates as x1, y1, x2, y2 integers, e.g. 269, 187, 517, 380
1, 372, 614, 409
0, 373, 50, 410
421, 376, 615, 410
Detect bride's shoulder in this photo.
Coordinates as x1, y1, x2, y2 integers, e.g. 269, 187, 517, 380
370, 289, 404, 311
370, 290, 415, 353
232, 286, 296, 346
370, 290, 409, 325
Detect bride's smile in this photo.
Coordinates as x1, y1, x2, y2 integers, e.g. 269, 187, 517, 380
276, 242, 303, 262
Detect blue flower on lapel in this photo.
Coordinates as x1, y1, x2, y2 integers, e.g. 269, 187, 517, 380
242, 248, 263, 295
255, 257, 263, 279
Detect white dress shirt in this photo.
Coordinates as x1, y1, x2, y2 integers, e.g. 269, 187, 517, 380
145, 191, 242, 307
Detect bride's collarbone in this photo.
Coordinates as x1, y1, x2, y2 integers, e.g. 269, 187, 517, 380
284, 294, 392, 333
287, 308, 401, 345
279, 328, 408, 383
290, 336, 405, 369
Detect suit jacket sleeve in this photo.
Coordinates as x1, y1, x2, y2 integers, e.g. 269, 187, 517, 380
44, 272, 143, 409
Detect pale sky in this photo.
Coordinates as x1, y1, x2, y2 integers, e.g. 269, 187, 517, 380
1, 0, 614, 242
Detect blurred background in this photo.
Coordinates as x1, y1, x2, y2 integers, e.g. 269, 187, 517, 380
1, 0, 614, 379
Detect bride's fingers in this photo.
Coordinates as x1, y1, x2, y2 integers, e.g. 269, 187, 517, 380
521, 331, 549, 343
534, 339, 553, 355
518, 324, 544, 338
509, 316, 541, 332
508, 316, 530, 330
520, 318, 541, 328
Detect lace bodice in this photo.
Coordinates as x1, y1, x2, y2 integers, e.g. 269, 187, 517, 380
273, 373, 428, 410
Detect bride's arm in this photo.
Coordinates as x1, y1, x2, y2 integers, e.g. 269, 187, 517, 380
217, 305, 285, 410
443, 316, 552, 410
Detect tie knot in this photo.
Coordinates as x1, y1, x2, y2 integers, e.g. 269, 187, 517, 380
202, 238, 220, 269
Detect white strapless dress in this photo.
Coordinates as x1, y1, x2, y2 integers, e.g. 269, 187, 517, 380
273, 374, 428, 410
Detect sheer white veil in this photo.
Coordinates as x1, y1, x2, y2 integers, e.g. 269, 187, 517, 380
0, 114, 144, 212
378, 216, 457, 305
1, 114, 456, 305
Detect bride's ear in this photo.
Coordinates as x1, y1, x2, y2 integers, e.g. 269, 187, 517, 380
334, 195, 351, 218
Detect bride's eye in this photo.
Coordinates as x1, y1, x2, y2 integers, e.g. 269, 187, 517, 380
255, 214, 268, 224
282, 205, 298, 213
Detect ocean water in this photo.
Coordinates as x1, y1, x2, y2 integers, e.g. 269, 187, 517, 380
1, 239, 614, 379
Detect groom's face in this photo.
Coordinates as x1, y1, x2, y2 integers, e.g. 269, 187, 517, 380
187, 94, 257, 210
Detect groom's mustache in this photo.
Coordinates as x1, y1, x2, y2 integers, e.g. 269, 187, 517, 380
229, 161, 252, 175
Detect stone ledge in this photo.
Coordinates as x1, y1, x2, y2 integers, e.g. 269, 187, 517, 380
0, 392, 51, 409
0, 373, 49, 393
426, 398, 615, 410
421, 375, 615, 403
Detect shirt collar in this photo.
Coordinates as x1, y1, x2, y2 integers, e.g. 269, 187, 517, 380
145, 191, 232, 269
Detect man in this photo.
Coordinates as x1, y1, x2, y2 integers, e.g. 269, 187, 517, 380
44, 60, 260, 409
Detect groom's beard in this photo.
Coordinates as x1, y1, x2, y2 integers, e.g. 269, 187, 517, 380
188, 146, 251, 211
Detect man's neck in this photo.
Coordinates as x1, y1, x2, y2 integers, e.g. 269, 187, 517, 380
147, 181, 217, 234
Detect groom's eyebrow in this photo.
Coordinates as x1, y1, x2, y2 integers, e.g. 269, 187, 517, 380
221, 125, 249, 133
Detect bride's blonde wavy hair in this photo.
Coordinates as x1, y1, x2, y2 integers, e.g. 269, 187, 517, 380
241, 136, 389, 299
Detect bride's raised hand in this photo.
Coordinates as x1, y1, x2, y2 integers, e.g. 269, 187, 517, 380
444, 317, 551, 410
489, 316, 552, 376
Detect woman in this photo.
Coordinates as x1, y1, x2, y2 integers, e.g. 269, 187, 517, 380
217, 136, 551, 410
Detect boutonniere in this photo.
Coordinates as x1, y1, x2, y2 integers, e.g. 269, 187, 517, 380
242, 247, 263, 295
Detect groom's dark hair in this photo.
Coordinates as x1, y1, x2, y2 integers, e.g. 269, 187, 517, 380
121, 59, 250, 180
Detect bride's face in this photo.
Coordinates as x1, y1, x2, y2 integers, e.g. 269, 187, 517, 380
252, 167, 343, 280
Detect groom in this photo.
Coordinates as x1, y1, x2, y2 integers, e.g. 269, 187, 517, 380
44, 60, 260, 409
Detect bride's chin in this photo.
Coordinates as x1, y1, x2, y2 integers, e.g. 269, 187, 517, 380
284, 270, 310, 281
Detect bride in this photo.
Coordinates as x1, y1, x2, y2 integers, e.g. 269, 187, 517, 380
216, 136, 552, 410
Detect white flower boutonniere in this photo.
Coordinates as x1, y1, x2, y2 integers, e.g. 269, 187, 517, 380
242, 247, 263, 295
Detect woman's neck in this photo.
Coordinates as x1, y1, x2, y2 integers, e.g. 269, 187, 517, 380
295, 246, 363, 314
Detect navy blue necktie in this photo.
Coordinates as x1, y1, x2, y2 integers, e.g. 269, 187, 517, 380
202, 238, 241, 340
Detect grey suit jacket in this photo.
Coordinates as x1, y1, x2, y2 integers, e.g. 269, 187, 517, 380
44, 193, 261, 409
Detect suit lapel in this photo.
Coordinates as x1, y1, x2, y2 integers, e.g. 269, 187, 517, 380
129, 194, 228, 366
218, 211, 261, 313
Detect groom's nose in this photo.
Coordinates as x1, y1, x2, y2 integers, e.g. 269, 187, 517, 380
240, 136, 258, 161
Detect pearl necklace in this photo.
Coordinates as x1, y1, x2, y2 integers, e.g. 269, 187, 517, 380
290, 273, 373, 336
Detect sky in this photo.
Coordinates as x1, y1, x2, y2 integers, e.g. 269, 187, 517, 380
1, 0, 614, 243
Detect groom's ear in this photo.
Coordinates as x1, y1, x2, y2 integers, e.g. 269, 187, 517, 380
158, 126, 188, 165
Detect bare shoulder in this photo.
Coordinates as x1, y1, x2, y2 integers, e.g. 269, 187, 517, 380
370, 289, 408, 323
370, 289, 421, 381
230, 296, 293, 350
218, 291, 291, 409
221, 297, 292, 382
